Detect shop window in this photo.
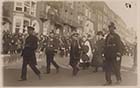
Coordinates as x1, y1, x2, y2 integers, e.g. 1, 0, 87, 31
13, 16, 30, 33
13, 16, 23, 33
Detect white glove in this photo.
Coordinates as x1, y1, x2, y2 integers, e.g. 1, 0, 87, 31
102, 54, 104, 56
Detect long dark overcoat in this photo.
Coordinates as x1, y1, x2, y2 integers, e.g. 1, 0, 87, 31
21, 35, 38, 65
69, 39, 81, 66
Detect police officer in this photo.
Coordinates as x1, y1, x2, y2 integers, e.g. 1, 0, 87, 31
45, 31, 59, 74
103, 22, 123, 85
69, 32, 81, 76
19, 26, 41, 81
92, 31, 105, 72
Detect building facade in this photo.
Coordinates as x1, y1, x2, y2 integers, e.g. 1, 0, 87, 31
2, 1, 135, 45
2, 1, 42, 34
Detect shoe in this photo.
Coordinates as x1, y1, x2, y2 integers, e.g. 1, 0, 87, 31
115, 80, 121, 85
73, 68, 79, 76
103, 81, 112, 86
18, 79, 27, 81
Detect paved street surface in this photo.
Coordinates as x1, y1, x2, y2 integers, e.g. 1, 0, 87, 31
3, 54, 137, 86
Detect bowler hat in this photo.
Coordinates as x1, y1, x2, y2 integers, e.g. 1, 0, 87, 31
96, 31, 104, 36
72, 32, 79, 37
108, 22, 116, 29
50, 31, 55, 34
27, 26, 35, 31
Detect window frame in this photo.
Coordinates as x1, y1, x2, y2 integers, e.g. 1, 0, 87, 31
23, 17, 30, 33
24, 1, 31, 14
13, 15, 30, 33
30, 1, 37, 17
14, 2, 24, 12
13, 15, 23, 33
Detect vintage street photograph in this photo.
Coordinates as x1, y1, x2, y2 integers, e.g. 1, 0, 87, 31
1, 0, 138, 87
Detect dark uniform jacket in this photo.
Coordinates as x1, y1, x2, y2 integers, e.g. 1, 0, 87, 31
94, 38, 105, 55
21, 35, 38, 65
104, 32, 123, 60
92, 38, 105, 66
45, 37, 56, 56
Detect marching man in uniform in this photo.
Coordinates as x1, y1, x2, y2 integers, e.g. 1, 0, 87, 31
45, 31, 59, 74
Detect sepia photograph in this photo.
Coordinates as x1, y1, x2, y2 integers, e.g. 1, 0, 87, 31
1, 0, 138, 87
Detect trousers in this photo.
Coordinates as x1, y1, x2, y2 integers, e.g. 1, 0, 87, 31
46, 54, 59, 73
21, 59, 40, 80
104, 56, 121, 82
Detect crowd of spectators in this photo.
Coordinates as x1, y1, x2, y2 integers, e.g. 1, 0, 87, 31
2, 30, 135, 57
2, 30, 71, 56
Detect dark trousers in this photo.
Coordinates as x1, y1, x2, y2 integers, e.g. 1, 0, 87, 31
70, 59, 79, 75
104, 56, 121, 83
117, 56, 122, 72
46, 54, 59, 73
21, 60, 40, 80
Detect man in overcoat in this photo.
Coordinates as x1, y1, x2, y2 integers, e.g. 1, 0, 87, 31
104, 22, 123, 85
19, 26, 41, 81
69, 32, 81, 76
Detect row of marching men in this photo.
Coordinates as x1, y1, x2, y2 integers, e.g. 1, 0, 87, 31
69, 22, 125, 85
19, 22, 125, 86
